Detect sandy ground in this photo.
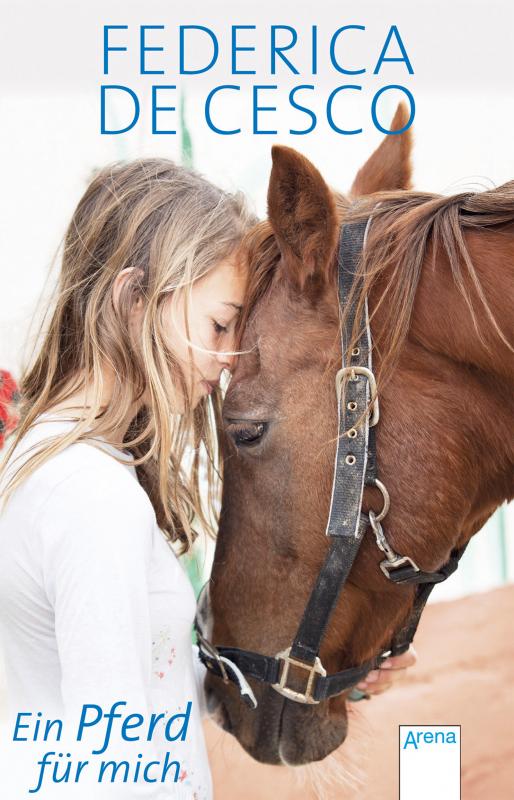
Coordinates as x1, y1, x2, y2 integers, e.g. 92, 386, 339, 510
205, 584, 514, 799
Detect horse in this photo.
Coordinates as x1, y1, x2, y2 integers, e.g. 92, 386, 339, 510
201, 103, 514, 766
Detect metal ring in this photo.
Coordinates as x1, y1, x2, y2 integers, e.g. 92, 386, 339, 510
345, 454, 356, 466
373, 479, 390, 523
348, 428, 357, 438
351, 347, 360, 357
347, 401, 357, 411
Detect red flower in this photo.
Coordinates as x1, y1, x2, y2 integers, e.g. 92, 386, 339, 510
0, 370, 20, 449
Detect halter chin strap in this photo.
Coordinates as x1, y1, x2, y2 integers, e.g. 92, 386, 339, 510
195, 216, 468, 708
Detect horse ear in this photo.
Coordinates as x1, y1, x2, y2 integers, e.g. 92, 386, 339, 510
349, 102, 413, 197
267, 145, 339, 292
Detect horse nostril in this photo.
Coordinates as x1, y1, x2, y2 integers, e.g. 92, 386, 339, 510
205, 683, 219, 715
219, 702, 233, 734
206, 684, 233, 734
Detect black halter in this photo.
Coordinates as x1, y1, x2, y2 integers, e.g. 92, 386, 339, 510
195, 217, 467, 709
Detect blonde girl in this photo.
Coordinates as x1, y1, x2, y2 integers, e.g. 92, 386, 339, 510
0, 158, 252, 799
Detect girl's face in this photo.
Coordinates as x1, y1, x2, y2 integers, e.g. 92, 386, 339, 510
164, 255, 247, 409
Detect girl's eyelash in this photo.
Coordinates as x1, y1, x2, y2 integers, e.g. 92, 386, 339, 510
213, 320, 228, 334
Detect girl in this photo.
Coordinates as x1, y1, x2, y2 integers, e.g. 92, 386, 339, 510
0, 159, 250, 799
0, 158, 413, 799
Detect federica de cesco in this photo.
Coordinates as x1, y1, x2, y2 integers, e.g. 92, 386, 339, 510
100, 23, 415, 136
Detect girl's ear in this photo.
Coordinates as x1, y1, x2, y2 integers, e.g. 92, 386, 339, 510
112, 267, 145, 315
267, 145, 339, 293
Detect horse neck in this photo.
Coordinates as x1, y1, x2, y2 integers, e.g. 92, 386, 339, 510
411, 226, 514, 383
407, 226, 514, 526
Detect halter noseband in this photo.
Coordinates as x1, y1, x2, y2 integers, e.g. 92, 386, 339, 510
195, 215, 467, 709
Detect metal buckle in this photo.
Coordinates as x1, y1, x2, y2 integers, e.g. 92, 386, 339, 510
335, 366, 379, 427
272, 647, 327, 704
380, 555, 420, 579
369, 511, 420, 581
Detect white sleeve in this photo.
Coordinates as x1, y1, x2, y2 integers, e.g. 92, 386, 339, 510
37, 467, 180, 799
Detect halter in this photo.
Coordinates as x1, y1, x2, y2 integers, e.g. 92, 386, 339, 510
195, 216, 467, 710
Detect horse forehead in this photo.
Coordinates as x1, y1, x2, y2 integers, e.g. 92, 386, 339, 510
241, 289, 324, 359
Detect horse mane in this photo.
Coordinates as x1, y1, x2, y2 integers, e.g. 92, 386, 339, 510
240, 180, 514, 380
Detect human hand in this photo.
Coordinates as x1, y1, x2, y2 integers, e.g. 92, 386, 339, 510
355, 646, 417, 696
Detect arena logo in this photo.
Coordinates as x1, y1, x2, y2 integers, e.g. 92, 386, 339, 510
402, 729, 458, 750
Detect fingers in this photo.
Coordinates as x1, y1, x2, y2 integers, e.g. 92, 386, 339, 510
355, 645, 417, 694
355, 668, 402, 694
380, 646, 417, 670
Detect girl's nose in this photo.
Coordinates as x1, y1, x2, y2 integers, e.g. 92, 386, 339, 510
216, 338, 236, 371
218, 352, 235, 371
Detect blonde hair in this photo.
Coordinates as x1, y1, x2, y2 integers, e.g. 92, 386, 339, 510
0, 158, 254, 552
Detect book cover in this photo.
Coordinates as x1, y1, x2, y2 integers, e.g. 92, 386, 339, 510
1, 1, 513, 798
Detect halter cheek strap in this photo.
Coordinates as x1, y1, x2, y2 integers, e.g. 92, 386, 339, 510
195, 216, 468, 708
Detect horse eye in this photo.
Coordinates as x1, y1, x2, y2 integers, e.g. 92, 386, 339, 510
225, 421, 267, 447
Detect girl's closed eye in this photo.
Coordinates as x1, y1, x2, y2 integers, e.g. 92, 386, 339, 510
213, 320, 228, 335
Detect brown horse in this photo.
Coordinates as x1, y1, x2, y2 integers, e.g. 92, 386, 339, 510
204, 104, 514, 765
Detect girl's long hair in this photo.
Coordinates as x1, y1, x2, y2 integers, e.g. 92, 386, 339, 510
0, 158, 254, 552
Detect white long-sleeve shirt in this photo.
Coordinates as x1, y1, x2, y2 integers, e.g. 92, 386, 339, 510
0, 415, 211, 800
